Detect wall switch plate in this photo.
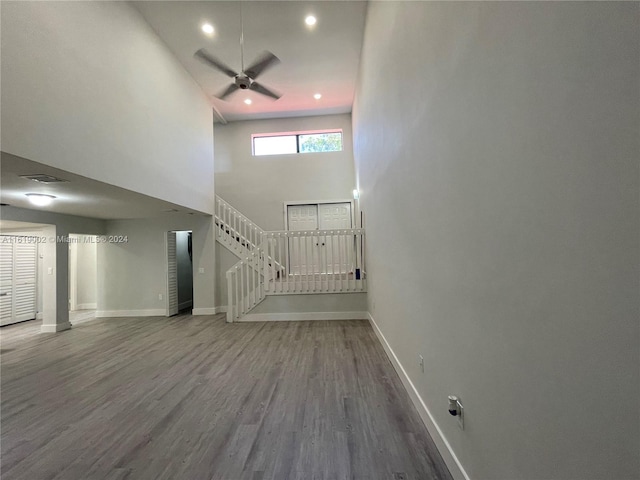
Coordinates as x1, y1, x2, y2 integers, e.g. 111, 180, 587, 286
419, 355, 424, 373
158, 294, 163, 301
199, 267, 205, 274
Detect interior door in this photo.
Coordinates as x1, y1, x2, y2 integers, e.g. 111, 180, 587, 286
0, 238, 37, 326
318, 203, 352, 274
287, 205, 319, 275
13, 242, 37, 322
0, 242, 14, 325
166, 232, 179, 316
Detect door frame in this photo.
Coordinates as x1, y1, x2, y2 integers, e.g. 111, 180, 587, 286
165, 230, 194, 317
283, 199, 355, 231
68, 238, 78, 312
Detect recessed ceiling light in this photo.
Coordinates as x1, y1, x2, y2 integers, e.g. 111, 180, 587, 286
305, 15, 317, 26
201, 23, 214, 35
26, 193, 56, 207
314, 93, 322, 100
244, 98, 252, 105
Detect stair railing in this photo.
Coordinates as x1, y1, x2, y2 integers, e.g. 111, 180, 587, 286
226, 244, 265, 323
262, 229, 366, 295
215, 195, 263, 254
219, 195, 366, 321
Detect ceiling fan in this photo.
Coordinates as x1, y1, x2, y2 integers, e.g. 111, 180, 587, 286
194, 7, 281, 102
194, 49, 281, 101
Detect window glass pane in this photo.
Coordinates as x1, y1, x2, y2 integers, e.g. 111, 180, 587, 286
298, 132, 342, 153
253, 135, 297, 156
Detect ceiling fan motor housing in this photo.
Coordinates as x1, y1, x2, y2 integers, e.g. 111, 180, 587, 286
235, 74, 251, 89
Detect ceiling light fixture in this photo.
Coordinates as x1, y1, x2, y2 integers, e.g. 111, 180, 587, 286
20, 174, 67, 184
305, 15, 317, 26
26, 193, 56, 207
314, 93, 322, 100
244, 98, 252, 105
201, 23, 215, 35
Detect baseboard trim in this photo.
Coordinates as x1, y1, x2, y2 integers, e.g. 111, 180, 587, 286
192, 307, 217, 315
95, 309, 165, 318
40, 321, 72, 333
368, 313, 470, 480
240, 311, 368, 322
76, 303, 97, 310
70, 315, 99, 326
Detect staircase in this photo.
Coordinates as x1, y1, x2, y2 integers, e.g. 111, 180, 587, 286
215, 196, 367, 322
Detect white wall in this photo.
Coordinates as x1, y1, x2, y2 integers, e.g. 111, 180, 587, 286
176, 231, 193, 310
98, 216, 215, 315
250, 293, 367, 315
215, 245, 238, 308
1, 1, 214, 214
75, 236, 97, 309
353, 3, 639, 480
215, 114, 356, 230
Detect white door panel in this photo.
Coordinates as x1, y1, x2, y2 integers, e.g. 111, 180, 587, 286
0, 238, 37, 326
318, 203, 352, 230
13, 242, 36, 322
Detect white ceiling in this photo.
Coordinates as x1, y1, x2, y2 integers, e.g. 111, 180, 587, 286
0, 153, 206, 220
133, 1, 367, 123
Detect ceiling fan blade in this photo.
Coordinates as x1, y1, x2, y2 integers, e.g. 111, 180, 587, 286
249, 81, 281, 100
216, 83, 240, 100
244, 51, 280, 79
194, 49, 238, 78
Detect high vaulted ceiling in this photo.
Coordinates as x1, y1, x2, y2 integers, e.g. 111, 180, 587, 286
133, 1, 367, 123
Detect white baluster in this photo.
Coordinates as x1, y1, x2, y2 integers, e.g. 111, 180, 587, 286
355, 231, 361, 291
304, 232, 310, 293
226, 270, 233, 323
277, 234, 281, 293
251, 252, 256, 306
235, 265, 240, 318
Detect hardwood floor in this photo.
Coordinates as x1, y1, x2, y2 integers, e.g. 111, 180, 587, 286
1, 314, 452, 480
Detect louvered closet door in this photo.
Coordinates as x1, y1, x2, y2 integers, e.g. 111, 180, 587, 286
14, 242, 37, 322
0, 243, 13, 325
0, 238, 37, 326
166, 232, 179, 316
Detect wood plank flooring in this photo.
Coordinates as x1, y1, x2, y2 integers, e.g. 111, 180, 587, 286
1, 314, 452, 480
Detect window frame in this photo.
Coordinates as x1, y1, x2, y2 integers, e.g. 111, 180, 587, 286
251, 129, 343, 156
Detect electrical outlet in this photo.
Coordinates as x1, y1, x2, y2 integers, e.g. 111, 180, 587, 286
158, 294, 163, 301
448, 396, 464, 430
418, 354, 424, 373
